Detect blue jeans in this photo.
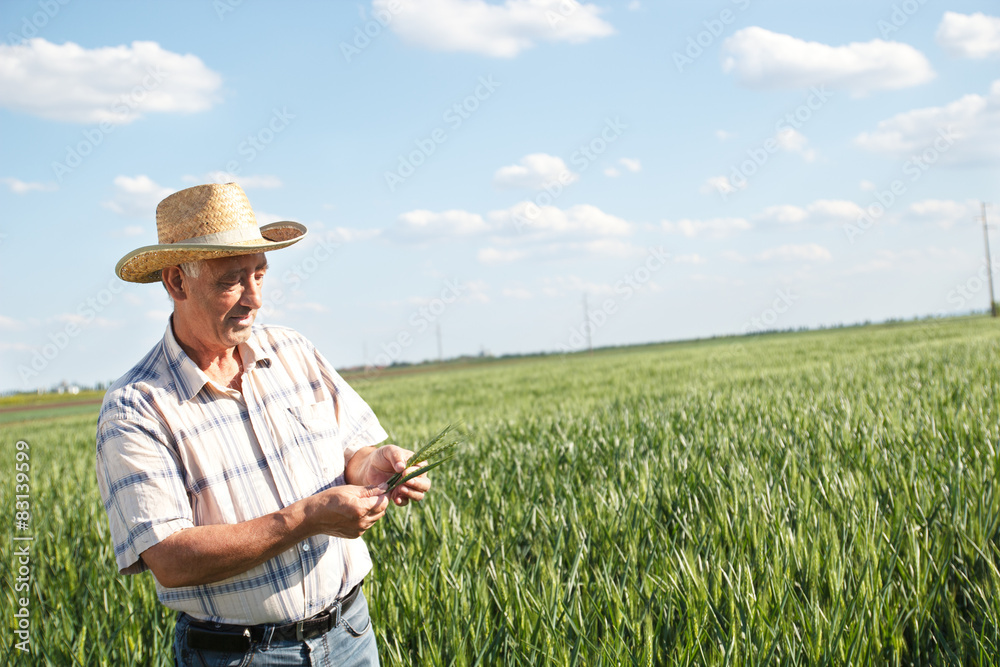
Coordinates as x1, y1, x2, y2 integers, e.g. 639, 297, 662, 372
173, 590, 379, 666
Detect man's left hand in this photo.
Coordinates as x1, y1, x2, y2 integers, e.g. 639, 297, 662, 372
351, 445, 431, 507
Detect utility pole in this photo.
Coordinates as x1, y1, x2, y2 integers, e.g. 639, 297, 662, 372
582, 293, 592, 353
981, 202, 997, 317
436, 323, 443, 362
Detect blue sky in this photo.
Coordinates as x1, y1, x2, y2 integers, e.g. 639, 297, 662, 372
1, 0, 998, 391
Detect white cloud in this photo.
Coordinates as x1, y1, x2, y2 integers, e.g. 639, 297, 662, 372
393, 209, 490, 241
802, 199, 864, 223
715, 129, 735, 142
1, 178, 56, 194
0, 315, 25, 331
937, 12, 1000, 59
755, 204, 808, 225
775, 127, 817, 161
0, 39, 222, 124
374, 0, 614, 58
103, 175, 174, 218
619, 158, 642, 172
854, 79, 1000, 164
494, 153, 578, 189
488, 202, 631, 238
699, 175, 745, 196
859, 180, 876, 192
628, 1, 641, 10
754, 200, 863, 226
478, 247, 528, 264
502, 287, 533, 299
674, 254, 706, 265
604, 167, 620, 177
904, 199, 973, 229
722, 27, 934, 96
755, 243, 831, 262
661, 217, 751, 239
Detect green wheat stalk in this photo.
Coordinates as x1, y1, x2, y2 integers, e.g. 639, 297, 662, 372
386, 423, 461, 492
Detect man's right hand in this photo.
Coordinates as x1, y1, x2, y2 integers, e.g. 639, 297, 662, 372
305, 484, 390, 539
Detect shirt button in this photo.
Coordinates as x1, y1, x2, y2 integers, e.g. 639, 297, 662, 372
302, 544, 310, 552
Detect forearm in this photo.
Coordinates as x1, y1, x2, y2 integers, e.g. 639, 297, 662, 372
344, 445, 376, 486
142, 498, 314, 588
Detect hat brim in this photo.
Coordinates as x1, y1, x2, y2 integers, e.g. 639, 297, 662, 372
116, 222, 307, 283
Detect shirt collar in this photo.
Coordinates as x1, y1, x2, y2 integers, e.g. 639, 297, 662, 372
240, 328, 272, 371
163, 316, 273, 402
163, 316, 211, 402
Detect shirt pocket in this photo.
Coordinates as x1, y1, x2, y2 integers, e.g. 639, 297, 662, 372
283, 400, 345, 493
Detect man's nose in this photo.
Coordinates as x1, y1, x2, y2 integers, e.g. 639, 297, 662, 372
242, 276, 264, 309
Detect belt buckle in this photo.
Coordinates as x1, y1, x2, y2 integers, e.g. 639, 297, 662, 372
294, 607, 334, 642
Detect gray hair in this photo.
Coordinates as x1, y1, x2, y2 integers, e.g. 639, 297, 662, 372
178, 260, 204, 278
161, 260, 205, 300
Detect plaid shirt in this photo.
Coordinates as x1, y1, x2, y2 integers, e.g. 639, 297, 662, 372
96, 318, 388, 624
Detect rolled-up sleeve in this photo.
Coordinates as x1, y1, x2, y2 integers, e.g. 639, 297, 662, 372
96, 395, 193, 576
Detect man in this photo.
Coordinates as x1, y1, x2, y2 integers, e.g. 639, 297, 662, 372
96, 182, 428, 666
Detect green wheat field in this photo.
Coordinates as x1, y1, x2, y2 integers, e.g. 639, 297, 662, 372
2, 315, 999, 665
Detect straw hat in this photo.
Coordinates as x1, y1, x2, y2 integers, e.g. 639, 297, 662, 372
115, 182, 307, 283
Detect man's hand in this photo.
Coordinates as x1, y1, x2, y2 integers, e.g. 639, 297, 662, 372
347, 445, 432, 507
306, 484, 390, 539
142, 484, 390, 588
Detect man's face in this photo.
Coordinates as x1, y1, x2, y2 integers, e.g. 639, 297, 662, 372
179, 253, 268, 350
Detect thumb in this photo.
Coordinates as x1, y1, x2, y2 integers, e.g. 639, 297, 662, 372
363, 483, 388, 498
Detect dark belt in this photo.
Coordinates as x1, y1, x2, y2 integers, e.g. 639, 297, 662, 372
185, 581, 363, 652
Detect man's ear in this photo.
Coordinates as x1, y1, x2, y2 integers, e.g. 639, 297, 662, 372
161, 266, 188, 302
